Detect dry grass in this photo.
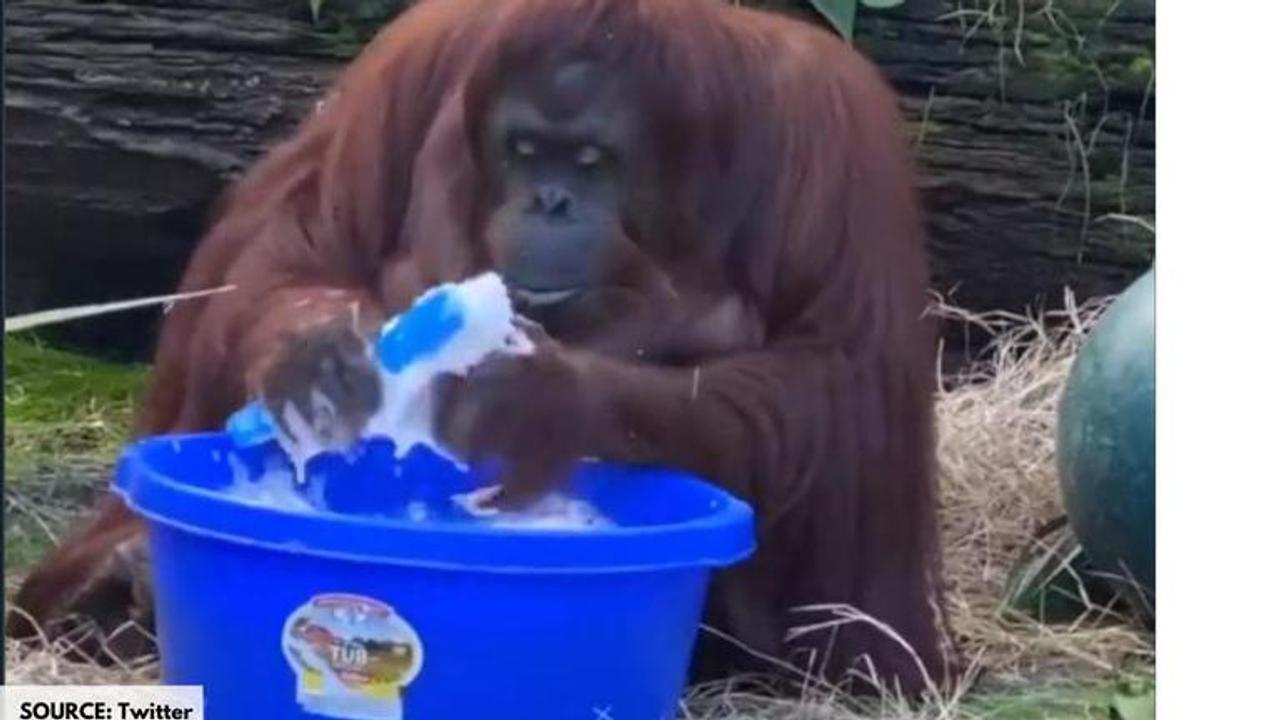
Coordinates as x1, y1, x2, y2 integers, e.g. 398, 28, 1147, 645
933, 292, 1151, 681
3, 613, 159, 685
4, 299, 1154, 716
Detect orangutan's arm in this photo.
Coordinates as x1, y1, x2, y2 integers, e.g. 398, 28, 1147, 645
578, 348, 834, 512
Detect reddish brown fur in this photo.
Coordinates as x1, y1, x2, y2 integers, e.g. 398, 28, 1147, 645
10, 0, 952, 693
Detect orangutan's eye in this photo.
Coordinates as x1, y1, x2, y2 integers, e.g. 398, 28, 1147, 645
512, 137, 538, 158
576, 144, 603, 167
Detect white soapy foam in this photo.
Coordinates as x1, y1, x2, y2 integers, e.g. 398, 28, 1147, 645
270, 273, 532, 473
406, 501, 431, 522
237, 273, 610, 528
224, 453, 320, 514
452, 487, 613, 530
275, 399, 334, 487
364, 272, 534, 466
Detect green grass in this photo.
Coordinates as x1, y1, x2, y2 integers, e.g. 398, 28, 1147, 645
680, 667, 1154, 719
5, 335, 147, 428
964, 672, 1154, 719
4, 335, 149, 568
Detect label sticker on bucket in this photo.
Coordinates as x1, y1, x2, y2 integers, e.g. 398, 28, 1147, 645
282, 593, 424, 720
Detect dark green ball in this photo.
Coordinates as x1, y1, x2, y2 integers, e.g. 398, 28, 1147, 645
1057, 270, 1155, 617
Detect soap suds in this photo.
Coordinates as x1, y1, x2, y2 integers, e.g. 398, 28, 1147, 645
406, 501, 431, 522
222, 454, 608, 529
225, 453, 321, 514
363, 272, 533, 466
275, 400, 335, 487
452, 487, 612, 530
226, 272, 610, 529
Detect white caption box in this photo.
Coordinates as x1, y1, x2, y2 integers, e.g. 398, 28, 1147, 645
0, 686, 203, 720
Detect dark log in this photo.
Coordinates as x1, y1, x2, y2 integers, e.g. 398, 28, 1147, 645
4, 0, 1155, 361
864, 0, 1156, 339
4, 0, 353, 359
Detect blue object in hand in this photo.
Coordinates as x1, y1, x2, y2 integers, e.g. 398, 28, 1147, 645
374, 286, 466, 373
226, 402, 279, 448
225, 281, 471, 448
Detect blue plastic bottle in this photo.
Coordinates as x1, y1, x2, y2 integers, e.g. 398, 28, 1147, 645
226, 276, 490, 449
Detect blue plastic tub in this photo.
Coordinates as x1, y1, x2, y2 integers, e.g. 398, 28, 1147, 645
114, 433, 755, 720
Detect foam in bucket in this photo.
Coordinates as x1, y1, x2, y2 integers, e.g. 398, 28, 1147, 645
453, 486, 613, 529
227, 272, 530, 467
223, 454, 317, 514
222, 273, 608, 528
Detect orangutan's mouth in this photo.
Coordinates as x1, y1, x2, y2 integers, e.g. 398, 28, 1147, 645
509, 286, 581, 307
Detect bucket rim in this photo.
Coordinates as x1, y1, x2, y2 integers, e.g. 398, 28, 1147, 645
115, 433, 757, 574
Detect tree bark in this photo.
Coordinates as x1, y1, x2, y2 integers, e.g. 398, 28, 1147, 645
4, 0, 1154, 361
864, 0, 1156, 336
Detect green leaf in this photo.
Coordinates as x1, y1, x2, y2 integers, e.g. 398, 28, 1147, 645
1111, 688, 1155, 720
999, 517, 1122, 625
1002, 531, 1094, 624
808, 0, 858, 41
309, 0, 325, 25
860, 0, 905, 8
